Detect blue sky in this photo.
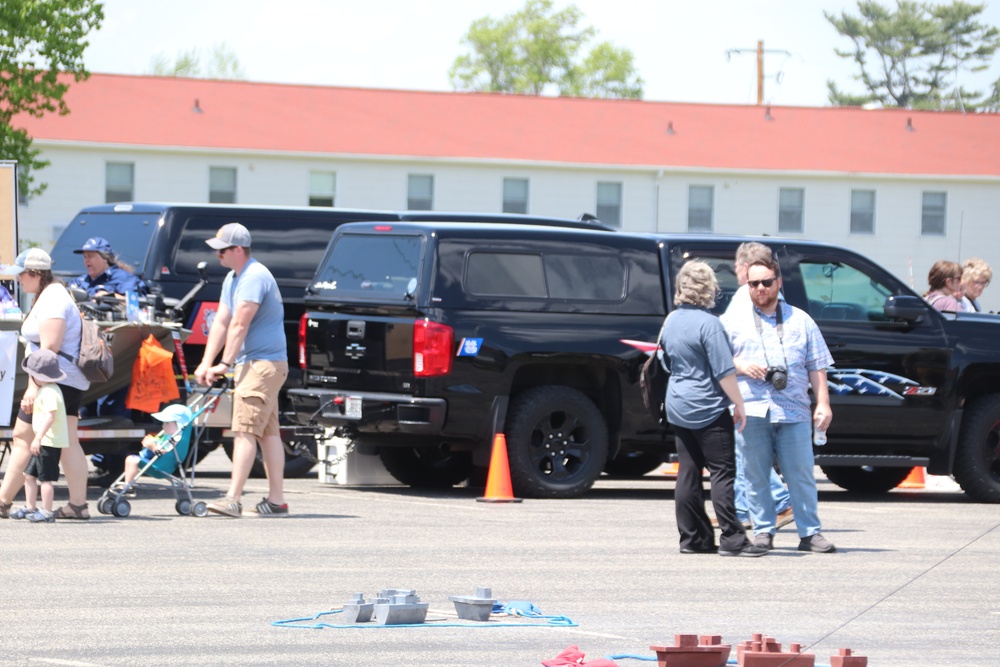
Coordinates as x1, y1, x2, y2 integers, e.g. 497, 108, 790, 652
84, 0, 1000, 107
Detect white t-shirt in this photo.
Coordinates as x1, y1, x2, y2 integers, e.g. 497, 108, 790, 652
21, 283, 89, 391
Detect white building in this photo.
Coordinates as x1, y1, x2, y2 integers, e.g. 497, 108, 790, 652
15, 73, 1000, 307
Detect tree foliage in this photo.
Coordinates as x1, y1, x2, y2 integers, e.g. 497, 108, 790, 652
148, 42, 245, 80
826, 0, 1000, 110
0, 0, 104, 200
449, 0, 643, 99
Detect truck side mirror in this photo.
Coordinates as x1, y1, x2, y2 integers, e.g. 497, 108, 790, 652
884, 295, 927, 323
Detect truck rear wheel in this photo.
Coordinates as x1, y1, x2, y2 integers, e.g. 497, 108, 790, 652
505, 386, 608, 498
379, 447, 474, 488
954, 395, 1000, 503
819, 465, 911, 494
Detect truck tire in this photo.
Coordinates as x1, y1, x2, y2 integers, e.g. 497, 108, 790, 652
819, 465, 911, 494
505, 386, 609, 499
223, 437, 318, 479
954, 395, 1000, 503
603, 450, 663, 478
379, 447, 474, 488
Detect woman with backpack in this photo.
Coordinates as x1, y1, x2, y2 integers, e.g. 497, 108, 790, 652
0, 248, 91, 520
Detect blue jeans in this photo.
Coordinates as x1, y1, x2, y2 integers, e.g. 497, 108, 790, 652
734, 429, 791, 523
740, 418, 821, 538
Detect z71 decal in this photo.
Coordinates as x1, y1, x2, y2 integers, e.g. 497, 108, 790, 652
827, 369, 934, 399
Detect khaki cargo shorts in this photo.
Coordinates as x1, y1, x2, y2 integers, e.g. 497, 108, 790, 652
232, 360, 289, 438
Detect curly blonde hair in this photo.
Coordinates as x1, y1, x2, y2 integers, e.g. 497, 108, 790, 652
962, 257, 992, 285
674, 260, 718, 308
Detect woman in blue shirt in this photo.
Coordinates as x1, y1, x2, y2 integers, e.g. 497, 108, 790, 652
660, 261, 766, 558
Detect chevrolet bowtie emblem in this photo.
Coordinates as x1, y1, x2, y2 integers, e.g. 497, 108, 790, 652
344, 343, 366, 360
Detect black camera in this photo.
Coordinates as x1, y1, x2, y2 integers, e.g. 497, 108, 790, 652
765, 366, 788, 390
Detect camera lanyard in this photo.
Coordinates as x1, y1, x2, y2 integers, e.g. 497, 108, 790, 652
752, 304, 788, 372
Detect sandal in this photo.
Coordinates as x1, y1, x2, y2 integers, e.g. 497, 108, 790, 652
0, 501, 11, 519
54, 502, 90, 521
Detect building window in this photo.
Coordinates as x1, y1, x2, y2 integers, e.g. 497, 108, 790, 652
687, 185, 714, 232
778, 188, 804, 234
596, 181, 622, 227
503, 178, 529, 214
105, 162, 134, 203
209, 167, 237, 204
850, 190, 876, 234
407, 174, 433, 210
921, 191, 947, 236
309, 171, 336, 207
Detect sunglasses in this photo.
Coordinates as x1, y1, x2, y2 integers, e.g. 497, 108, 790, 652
216, 246, 236, 256
748, 277, 778, 288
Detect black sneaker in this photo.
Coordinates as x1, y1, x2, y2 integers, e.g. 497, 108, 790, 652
798, 533, 836, 553
679, 544, 717, 554
255, 497, 289, 517
719, 544, 769, 557
754, 533, 774, 551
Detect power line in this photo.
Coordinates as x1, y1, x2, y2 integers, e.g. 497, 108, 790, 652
725, 40, 791, 105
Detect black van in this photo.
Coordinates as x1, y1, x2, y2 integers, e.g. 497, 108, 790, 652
50, 203, 611, 478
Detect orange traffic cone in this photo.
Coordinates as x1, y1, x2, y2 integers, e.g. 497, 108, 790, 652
477, 433, 523, 503
662, 461, 679, 478
898, 466, 926, 489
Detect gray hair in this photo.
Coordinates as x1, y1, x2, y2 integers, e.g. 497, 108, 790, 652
735, 242, 772, 268
674, 260, 719, 308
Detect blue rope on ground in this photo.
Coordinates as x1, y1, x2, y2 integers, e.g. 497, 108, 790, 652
272, 608, 577, 630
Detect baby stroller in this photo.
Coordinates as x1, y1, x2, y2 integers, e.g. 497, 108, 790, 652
96, 382, 227, 518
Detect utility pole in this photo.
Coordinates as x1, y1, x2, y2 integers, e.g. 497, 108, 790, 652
725, 40, 791, 105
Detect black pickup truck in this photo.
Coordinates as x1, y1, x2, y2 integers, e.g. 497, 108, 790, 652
290, 222, 1000, 502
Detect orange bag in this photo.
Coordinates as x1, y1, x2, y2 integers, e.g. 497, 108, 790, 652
126, 334, 180, 413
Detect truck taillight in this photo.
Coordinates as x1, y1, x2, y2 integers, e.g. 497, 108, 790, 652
413, 319, 453, 377
298, 313, 308, 369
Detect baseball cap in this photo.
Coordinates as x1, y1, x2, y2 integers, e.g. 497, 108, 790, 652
5, 248, 53, 275
73, 237, 114, 254
205, 222, 252, 250
151, 403, 194, 426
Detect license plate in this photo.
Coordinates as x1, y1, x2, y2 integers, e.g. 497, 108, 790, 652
345, 396, 362, 419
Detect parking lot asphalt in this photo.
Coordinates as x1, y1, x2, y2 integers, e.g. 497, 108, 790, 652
1, 450, 998, 667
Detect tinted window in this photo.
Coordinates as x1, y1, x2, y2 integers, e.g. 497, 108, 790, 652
50, 212, 158, 277
467, 253, 546, 297
801, 260, 894, 322
313, 233, 422, 299
466, 251, 625, 301
173, 215, 340, 280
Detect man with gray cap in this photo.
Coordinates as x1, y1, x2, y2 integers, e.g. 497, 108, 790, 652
194, 223, 289, 517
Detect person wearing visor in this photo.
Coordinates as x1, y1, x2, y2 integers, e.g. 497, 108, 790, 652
68, 236, 146, 298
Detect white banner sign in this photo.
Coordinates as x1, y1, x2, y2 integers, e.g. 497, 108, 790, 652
0, 331, 17, 426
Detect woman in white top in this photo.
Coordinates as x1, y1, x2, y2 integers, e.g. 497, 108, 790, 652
0, 249, 91, 520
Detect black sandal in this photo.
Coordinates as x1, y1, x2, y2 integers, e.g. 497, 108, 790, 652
54, 502, 90, 520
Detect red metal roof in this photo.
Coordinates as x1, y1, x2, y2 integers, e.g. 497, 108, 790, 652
15, 73, 1000, 177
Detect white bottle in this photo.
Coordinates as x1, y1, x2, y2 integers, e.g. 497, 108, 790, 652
813, 426, 827, 446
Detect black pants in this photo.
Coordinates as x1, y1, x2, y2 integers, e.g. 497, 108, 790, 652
673, 411, 750, 552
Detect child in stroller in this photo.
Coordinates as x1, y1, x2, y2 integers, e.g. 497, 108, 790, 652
98, 402, 209, 518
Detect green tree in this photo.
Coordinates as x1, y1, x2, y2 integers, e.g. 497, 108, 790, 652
826, 0, 1000, 110
148, 42, 245, 79
450, 0, 643, 99
0, 0, 104, 200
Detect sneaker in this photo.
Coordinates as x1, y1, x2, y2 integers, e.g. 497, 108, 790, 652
719, 543, 769, 557
776, 508, 795, 529
10, 506, 35, 520
754, 533, 774, 550
27, 509, 55, 523
799, 533, 836, 553
255, 497, 289, 517
679, 545, 718, 554
207, 496, 242, 518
